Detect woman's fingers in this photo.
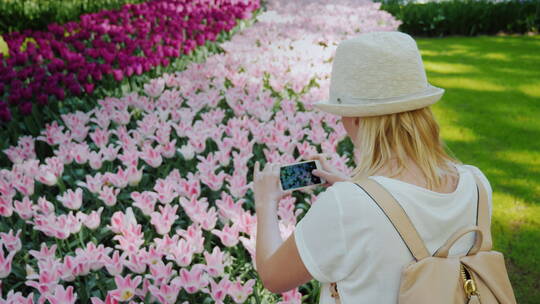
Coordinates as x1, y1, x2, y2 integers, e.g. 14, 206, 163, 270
313, 169, 330, 180
309, 154, 330, 172
273, 163, 280, 175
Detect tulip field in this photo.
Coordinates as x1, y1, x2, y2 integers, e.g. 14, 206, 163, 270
0, 0, 401, 303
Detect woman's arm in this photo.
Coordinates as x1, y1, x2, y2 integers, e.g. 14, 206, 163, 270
253, 161, 313, 293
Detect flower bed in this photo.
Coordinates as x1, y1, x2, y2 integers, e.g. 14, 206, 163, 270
0, 0, 400, 302
0, 0, 147, 34
0, 0, 259, 123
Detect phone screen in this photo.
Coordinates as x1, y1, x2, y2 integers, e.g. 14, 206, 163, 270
280, 160, 323, 191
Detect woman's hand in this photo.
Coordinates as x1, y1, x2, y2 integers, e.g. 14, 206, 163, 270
307, 153, 350, 186
253, 161, 288, 209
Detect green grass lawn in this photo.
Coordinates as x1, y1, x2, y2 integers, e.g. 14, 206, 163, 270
416, 34, 540, 303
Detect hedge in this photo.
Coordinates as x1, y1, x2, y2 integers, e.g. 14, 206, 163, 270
375, 0, 540, 37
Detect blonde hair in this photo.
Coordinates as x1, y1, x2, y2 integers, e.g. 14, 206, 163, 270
349, 106, 462, 191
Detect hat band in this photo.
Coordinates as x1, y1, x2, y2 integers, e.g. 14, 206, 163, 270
332, 85, 435, 105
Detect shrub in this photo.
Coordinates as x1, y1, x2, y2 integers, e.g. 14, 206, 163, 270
375, 0, 540, 37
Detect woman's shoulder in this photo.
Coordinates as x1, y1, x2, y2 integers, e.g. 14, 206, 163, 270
457, 163, 492, 195
324, 180, 380, 209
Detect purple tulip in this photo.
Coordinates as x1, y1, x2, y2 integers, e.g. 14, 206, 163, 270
91, 70, 103, 82
54, 88, 65, 101
19, 102, 33, 115
37, 94, 49, 106
112, 69, 124, 82
8, 92, 20, 105
83, 83, 95, 95
0, 106, 12, 122
69, 84, 82, 96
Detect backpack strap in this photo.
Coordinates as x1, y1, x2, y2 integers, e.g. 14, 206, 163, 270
466, 167, 493, 251
354, 178, 431, 261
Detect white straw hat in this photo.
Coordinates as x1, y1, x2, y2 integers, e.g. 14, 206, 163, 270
313, 31, 444, 117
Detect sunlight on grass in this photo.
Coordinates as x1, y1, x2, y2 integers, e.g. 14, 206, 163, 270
517, 82, 540, 98
493, 193, 531, 223
483, 52, 511, 61
440, 125, 478, 142
423, 61, 478, 74
435, 107, 478, 143
430, 76, 507, 91
495, 149, 540, 162
419, 49, 441, 56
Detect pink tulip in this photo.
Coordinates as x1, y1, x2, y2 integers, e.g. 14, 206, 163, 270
34, 196, 54, 215
177, 264, 208, 294
150, 204, 179, 235
0, 195, 13, 217
25, 269, 59, 296
176, 223, 205, 254
146, 260, 175, 286
227, 172, 251, 199
1, 290, 34, 303
104, 250, 126, 276
148, 280, 182, 304
28, 243, 57, 262
215, 192, 245, 222
56, 188, 83, 210
228, 278, 256, 303
83, 207, 104, 230
91, 294, 119, 304
76, 173, 104, 194
14, 196, 34, 220
208, 275, 232, 304
277, 288, 303, 304
144, 78, 165, 98
89, 129, 110, 150
108, 208, 138, 234
131, 191, 158, 216
203, 246, 226, 277
13, 174, 34, 197
153, 178, 177, 204
113, 225, 145, 255
88, 151, 104, 170
126, 165, 143, 187
110, 274, 142, 302
124, 253, 147, 274
160, 140, 177, 158
141, 144, 163, 168
196, 206, 218, 231
98, 186, 120, 207
0, 245, 16, 278
211, 222, 240, 247
0, 229, 22, 252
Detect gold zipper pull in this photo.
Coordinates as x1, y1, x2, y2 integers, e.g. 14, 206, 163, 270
464, 278, 477, 297
330, 282, 340, 299
461, 264, 481, 301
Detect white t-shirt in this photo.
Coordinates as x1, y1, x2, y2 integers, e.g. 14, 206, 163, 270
294, 164, 492, 304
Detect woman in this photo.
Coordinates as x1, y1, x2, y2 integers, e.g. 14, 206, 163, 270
252, 31, 492, 303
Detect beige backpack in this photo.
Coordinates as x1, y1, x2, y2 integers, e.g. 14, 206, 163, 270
329, 169, 517, 304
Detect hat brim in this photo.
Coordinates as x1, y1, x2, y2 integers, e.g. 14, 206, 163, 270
313, 84, 445, 117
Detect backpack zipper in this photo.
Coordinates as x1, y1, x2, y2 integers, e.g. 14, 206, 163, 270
461, 263, 480, 300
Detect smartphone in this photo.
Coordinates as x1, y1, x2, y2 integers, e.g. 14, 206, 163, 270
279, 160, 326, 192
